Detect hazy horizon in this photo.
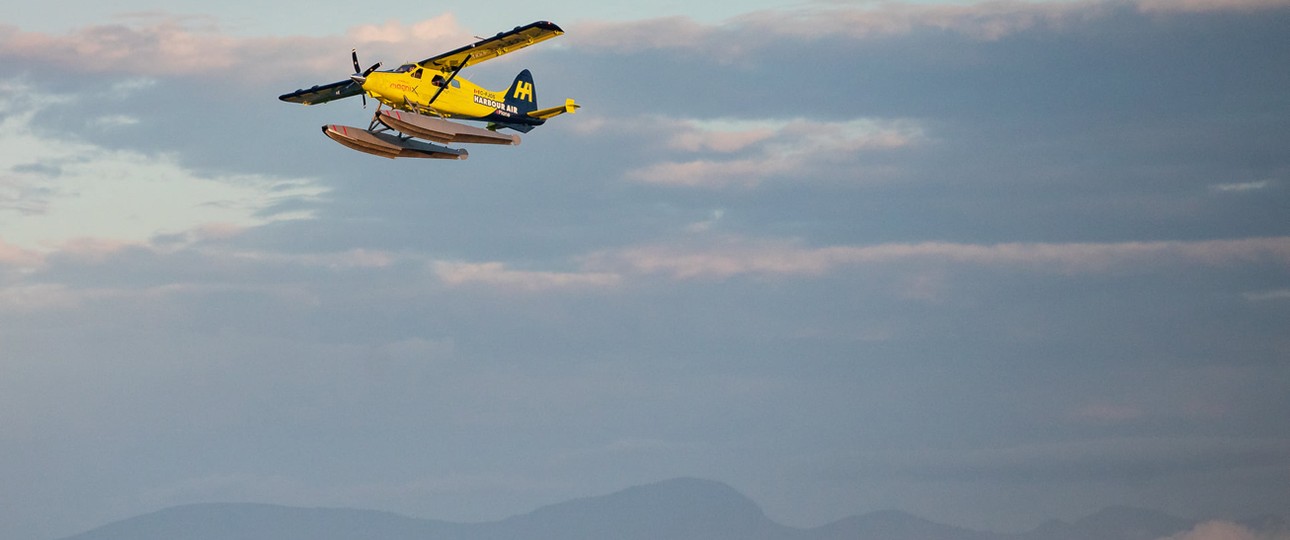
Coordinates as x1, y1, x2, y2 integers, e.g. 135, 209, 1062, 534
58, 477, 1290, 540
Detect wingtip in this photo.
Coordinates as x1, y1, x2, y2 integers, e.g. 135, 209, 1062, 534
535, 20, 564, 33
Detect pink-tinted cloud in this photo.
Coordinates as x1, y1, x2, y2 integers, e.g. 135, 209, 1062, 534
0, 238, 42, 268
590, 236, 1290, 280
626, 157, 795, 189
346, 15, 464, 44
48, 238, 141, 263
0, 18, 239, 75
1159, 520, 1290, 540
0, 13, 470, 79
667, 125, 775, 153
221, 248, 399, 270
618, 117, 925, 188
433, 261, 621, 292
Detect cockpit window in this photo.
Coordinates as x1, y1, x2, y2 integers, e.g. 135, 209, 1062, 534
411, 68, 423, 79
393, 64, 415, 73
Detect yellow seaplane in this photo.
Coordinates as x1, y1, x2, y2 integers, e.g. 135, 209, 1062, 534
279, 21, 578, 159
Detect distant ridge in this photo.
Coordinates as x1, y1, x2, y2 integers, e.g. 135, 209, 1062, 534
58, 504, 461, 540
490, 478, 793, 540
58, 477, 1286, 540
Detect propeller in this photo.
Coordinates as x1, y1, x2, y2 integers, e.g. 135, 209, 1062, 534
349, 49, 381, 107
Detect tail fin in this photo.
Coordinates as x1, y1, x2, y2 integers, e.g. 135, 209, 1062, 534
504, 69, 539, 116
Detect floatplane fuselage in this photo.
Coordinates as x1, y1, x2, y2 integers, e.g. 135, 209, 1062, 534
279, 21, 578, 159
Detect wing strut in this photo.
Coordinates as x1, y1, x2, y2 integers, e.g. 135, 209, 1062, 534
427, 54, 472, 106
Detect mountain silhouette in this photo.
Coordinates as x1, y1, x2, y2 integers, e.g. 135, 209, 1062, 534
58, 503, 462, 540
485, 478, 793, 540
57, 477, 1284, 540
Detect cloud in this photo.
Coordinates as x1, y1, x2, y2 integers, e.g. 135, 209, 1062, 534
0, 238, 41, 268
570, 17, 716, 54
346, 14, 462, 45
1137, 0, 1290, 14
728, 0, 1112, 41
88, 114, 141, 129
852, 437, 1290, 483
0, 13, 471, 79
590, 236, 1290, 281
0, 283, 83, 312
1243, 289, 1290, 302
0, 17, 240, 75
572, 0, 1290, 56
1211, 180, 1275, 193
0, 78, 328, 251
1159, 520, 1290, 540
432, 261, 621, 292
568, 0, 1106, 55
216, 247, 400, 270
665, 119, 777, 153
626, 158, 796, 189
617, 117, 925, 188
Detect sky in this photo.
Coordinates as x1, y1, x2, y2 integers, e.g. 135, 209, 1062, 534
2, 0, 1289, 539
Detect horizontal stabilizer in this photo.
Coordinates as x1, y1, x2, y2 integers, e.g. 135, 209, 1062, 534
528, 98, 580, 120
377, 110, 520, 145
321, 125, 468, 159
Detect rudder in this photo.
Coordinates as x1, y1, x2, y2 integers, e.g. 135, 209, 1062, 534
504, 69, 539, 115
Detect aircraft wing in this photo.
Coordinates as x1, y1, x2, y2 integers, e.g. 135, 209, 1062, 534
417, 21, 564, 71
279, 79, 363, 105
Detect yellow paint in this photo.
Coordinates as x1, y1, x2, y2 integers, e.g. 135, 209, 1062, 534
529, 98, 581, 120
283, 22, 578, 128
512, 81, 534, 102
359, 70, 510, 120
